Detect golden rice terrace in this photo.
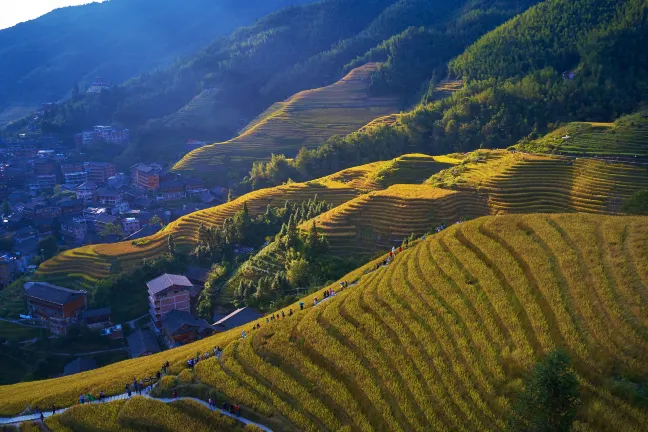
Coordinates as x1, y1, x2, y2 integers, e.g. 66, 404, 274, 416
4, 214, 648, 431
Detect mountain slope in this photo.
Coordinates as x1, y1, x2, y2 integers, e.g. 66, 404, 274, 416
4, 214, 648, 430
251, 0, 648, 187
172, 63, 401, 179
0, 0, 310, 125
10, 0, 537, 167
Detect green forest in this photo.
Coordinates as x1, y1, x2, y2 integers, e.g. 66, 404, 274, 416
246, 0, 648, 188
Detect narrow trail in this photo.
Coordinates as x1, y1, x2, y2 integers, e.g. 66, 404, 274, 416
0, 383, 272, 431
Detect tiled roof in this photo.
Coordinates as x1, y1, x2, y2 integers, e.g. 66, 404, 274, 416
146, 273, 192, 295
24, 282, 85, 305
213, 307, 262, 330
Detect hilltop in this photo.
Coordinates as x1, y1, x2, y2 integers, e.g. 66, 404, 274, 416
3, 214, 648, 430
172, 63, 402, 180
0, 0, 309, 125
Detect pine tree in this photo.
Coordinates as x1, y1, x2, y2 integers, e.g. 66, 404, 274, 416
227, 189, 234, 202
509, 349, 580, 432
167, 234, 176, 255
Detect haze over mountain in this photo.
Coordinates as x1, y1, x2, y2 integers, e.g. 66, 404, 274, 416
0, 1, 105, 30
0, 0, 310, 125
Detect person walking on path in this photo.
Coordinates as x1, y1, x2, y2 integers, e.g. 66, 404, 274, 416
99, 391, 105, 402
126, 384, 131, 398
139, 380, 145, 394
172, 388, 178, 399
51, 404, 56, 415
281, 311, 285, 319
40, 411, 44, 422
289, 308, 293, 317
156, 371, 161, 381
299, 301, 304, 310
79, 394, 85, 405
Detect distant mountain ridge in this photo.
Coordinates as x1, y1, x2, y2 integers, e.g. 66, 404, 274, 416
0, 0, 311, 125
4, 0, 536, 168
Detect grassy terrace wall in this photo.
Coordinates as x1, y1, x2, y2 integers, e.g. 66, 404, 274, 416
6, 214, 648, 431
172, 63, 401, 179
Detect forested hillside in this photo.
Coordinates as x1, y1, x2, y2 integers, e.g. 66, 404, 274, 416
13, 0, 537, 166
0, 0, 309, 125
248, 0, 648, 187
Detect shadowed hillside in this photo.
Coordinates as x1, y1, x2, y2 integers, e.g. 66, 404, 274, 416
172, 63, 401, 180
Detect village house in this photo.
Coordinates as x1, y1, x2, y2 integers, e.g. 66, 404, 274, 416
76, 181, 98, 201
56, 197, 84, 216
36, 174, 57, 189
132, 163, 163, 191
0, 253, 26, 287
85, 162, 116, 185
157, 179, 185, 201
96, 188, 123, 205
213, 307, 262, 332
60, 215, 87, 243
161, 309, 214, 346
81, 307, 112, 327
147, 273, 193, 326
127, 329, 161, 358
93, 214, 119, 234
121, 217, 140, 235
22, 199, 61, 220
107, 173, 128, 189
61, 163, 88, 187
24, 282, 87, 335
86, 78, 111, 94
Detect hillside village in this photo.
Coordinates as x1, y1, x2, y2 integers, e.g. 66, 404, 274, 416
1, 0, 648, 430
0, 129, 230, 287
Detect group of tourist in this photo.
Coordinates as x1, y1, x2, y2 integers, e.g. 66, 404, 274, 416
187, 347, 222, 369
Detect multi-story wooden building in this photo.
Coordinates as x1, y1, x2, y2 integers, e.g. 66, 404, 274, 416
24, 282, 87, 335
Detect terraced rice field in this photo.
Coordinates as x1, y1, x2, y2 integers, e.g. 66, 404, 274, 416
307, 184, 488, 254
43, 397, 242, 432
37, 155, 452, 286
428, 78, 464, 100
515, 117, 648, 157
310, 151, 648, 255
172, 63, 401, 178
36, 181, 363, 287
6, 214, 648, 431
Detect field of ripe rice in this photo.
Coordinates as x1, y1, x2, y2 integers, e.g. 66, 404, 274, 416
5, 213, 648, 431
172, 63, 401, 178
306, 184, 488, 254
